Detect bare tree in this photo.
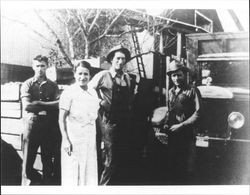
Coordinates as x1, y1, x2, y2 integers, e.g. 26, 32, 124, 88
44, 9, 130, 60
3, 8, 177, 69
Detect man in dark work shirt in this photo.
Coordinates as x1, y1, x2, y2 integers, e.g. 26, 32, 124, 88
166, 60, 203, 184
21, 55, 60, 185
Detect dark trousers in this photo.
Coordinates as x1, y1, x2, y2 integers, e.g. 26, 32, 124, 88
22, 116, 59, 185
98, 114, 116, 185
98, 112, 131, 185
166, 133, 196, 185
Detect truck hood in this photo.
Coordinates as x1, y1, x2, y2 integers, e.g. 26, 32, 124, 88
197, 86, 249, 99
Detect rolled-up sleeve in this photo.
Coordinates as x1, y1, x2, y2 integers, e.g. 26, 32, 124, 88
20, 81, 31, 99
88, 71, 104, 90
182, 87, 203, 127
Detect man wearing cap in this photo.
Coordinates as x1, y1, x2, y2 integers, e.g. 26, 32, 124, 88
165, 60, 203, 184
88, 45, 133, 185
21, 55, 60, 185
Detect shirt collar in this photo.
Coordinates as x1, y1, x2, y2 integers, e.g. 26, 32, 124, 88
171, 84, 189, 94
32, 76, 48, 84
109, 68, 124, 79
73, 83, 89, 92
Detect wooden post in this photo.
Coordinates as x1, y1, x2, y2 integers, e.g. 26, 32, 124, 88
159, 31, 164, 105
159, 31, 164, 54
176, 32, 182, 60
166, 56, 170, 105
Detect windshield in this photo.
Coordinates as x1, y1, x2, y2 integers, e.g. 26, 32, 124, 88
200, 60, 249, 88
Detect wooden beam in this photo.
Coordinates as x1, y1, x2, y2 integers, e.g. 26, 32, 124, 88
123, 9, 208, 33
176, 32, 182, 60
159, 31, 164, 54
166, 56, 170, 105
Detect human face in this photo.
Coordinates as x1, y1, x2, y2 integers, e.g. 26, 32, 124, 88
32, 60, 48, 78
171, 70, 185, 87
111, 51, 126, 72
74, 66, 90, 87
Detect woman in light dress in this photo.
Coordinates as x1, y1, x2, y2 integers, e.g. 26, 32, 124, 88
59, 61, 100, 186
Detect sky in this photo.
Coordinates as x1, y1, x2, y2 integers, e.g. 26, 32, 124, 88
1, 0, 248, 66
1, 1, 249, 32
218, 9, 249, 31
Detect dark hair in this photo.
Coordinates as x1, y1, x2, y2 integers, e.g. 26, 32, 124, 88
33, 55, 48, 65
73, 60, 92, 74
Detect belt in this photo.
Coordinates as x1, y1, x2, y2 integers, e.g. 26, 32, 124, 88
25, 111, 48, 117
37, 111, 47, 116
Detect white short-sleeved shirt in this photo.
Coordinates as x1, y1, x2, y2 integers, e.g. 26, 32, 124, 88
59, 83, 100, 143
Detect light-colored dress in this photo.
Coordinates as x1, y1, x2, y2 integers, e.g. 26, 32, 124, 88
59, 83, 100, 186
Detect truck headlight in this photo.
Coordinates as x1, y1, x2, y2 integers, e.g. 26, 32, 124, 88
228, 112, 245, 129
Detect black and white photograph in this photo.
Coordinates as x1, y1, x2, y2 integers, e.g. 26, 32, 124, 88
1, 0, 249, 194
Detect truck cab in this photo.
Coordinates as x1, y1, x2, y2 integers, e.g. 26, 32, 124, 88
186, 32, 249, 184
197, 52, 249, 141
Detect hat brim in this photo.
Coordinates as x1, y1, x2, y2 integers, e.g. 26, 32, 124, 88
106, 48, 131, 63
167, 66, 191, 76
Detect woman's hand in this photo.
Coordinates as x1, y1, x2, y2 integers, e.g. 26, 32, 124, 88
62, 138, 73, 156
169, 123, 184, 133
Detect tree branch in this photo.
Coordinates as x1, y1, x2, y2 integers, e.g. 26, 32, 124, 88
51, 10, 77, 59
77, 10, 88, 35
85, 9, 95, 20
129, 50, 162, 62
52, 11, 74, 38
50, 10, 64, 24
105, 27, 142, 38
34, 10, 60, 39
88, 9, 101, 34
102, 9, 125, 34
89, 9, 125, 45
105, 31, 128, 38
65, 9, 73, 23
76, 11, 89, 42
34, 10, 74, 67
72, 26, 82, 39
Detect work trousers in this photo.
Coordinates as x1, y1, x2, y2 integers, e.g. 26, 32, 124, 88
166, 131, 196, 185
22, 115, 59, 185
98, 112, 131, 185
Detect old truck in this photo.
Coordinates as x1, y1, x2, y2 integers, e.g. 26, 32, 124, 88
186, 31, 249, 184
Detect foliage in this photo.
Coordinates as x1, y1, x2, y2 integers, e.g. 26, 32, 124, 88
39, 9, 133, 64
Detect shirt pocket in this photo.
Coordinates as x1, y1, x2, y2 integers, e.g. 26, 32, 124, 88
177, 94, 191, 106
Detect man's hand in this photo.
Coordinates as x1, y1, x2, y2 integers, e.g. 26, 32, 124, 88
100, 100, 111, 112
169, 123, 184, 133
155, 132, 168, 144
22, 97, 43, 113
